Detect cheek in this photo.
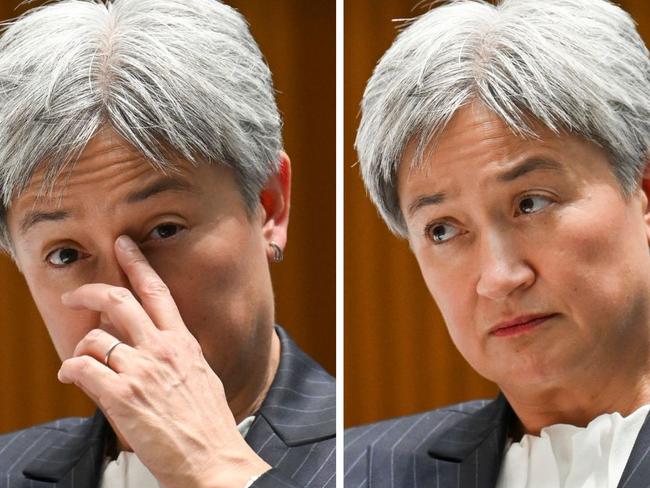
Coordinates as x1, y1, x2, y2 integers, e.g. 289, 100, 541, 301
147, 224, 270, 353
547, 208, 641, 301
415, 252, 475, 346
529, 200, 650, 335
27, 286, 95, 360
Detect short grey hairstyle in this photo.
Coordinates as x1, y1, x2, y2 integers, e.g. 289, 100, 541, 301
356, 0, 650, 236
0, 0, 282, 253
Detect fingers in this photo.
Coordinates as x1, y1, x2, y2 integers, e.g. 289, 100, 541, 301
72, 328, 136, 372
58, 354, 120, 407
62, 284, 158, 344
114, 235, 184, 331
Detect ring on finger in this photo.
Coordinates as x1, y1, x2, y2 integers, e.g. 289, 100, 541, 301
104, 339, 123, 368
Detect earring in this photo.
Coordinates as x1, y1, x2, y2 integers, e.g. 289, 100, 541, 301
269, 242, 284, 263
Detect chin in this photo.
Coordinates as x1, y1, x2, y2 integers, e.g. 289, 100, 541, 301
477, 350, 565, 388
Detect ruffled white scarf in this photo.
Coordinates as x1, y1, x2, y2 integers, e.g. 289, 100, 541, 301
496, 405, 650, 488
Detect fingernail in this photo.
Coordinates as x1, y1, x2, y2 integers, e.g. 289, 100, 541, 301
117, 235, 135, 251
57, 368, 66, 383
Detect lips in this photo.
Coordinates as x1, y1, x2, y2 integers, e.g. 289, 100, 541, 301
489, 313, 557, 337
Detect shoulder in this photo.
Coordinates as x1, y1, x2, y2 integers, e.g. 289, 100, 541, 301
345, 399, 491, 452
0, 416, 88, 451
270, 325, 336, 411
0, 417, 87, 474
252, 327, 336, 487
344, 400, 491, 480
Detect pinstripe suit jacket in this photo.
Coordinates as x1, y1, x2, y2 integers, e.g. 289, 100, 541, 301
0, 326, 335, 488
345, 394, 650, 488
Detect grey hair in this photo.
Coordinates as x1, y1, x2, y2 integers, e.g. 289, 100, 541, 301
0, 0, 282, 253
356, 0, 650, 236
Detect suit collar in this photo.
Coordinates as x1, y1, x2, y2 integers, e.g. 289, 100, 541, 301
22, 409, 109, 486
424, 396, 650, 488
427, 393, 510, 462
252, 326, 335, 446
363, 397, 509, 488
618, 410, 650, 488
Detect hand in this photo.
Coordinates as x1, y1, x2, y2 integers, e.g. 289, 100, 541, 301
57, 235, 271, 488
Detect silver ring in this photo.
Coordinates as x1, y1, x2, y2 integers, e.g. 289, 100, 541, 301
270, 242, 284, 263
104, 340, 123, 367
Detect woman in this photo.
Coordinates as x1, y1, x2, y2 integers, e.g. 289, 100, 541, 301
346, 0, 650, 486
0, 1, 335, 487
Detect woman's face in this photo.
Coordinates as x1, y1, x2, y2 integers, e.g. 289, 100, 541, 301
6, 127, 289, 405
398, 102, 650, 391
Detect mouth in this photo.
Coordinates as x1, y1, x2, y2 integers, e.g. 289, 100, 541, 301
489, 313, 558, 337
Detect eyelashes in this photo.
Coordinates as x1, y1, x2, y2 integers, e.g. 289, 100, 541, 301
422, 193, 556, 245
44, 223, 186, 268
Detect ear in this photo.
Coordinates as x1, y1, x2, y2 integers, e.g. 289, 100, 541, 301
259, 152, 291, 257
641, 158, 650, 245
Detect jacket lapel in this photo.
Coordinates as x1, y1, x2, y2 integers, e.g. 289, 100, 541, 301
427, 395, 510, 488
247, 326, 335, 448
367, 396, 509, 488
22, 409, 109, 487
618, 410, 650, 488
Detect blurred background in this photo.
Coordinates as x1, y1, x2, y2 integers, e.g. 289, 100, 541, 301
0, 0, 335, 432
344, 0, 650, 427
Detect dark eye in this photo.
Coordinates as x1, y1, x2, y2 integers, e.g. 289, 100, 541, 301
148, 223, 184, 241
425, 222, 460, 244
518, 195, 552, 215
46, 248, 81, 267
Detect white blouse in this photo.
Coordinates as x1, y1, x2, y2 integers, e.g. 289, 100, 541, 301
496, 405, 650, 488
99, 416, 256, 488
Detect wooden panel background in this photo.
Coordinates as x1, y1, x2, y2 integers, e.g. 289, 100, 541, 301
344, 0, 650, 427
0, 0, 335, 433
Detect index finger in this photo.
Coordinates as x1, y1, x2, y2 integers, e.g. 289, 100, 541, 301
114, 235, 184, 331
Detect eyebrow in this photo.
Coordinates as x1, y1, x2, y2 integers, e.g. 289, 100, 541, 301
407, 192, 446, 218
19, 176, 197, 236
496, 157, 564, 182
406, 157, 564, 217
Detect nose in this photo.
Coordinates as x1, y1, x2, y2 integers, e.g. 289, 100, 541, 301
475, 232, 535, 301
97, 255, 131, 290
90, 251, 135, 334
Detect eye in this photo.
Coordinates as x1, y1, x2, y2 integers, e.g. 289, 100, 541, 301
517, 195, 553, 215
425, 222, 461, 244
147, 223, 185, 241
46, 248, 83, 267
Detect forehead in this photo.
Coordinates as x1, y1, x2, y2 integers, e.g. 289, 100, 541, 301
11, 128, 198, 211
401, 104, 538, 181
397, 102, 609, 195
4, 128, 224, 242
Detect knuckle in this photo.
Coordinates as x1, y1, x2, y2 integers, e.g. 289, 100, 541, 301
151, 343, 176, 362
122, 377, 145, 401
85, 328, 104, 343
127, 254, 147, 267
107, 287, 133, 305
188, 338, 203, 356
140, 280, 170, 298
72, 356, 93, 378
180, 335, 203, 356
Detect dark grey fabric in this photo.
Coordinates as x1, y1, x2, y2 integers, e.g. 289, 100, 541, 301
0, 326, 335, 488
345, 394, 650, 488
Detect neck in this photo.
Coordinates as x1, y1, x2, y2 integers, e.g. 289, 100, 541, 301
502, 342, 650, 436
229, 329, 281, 423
